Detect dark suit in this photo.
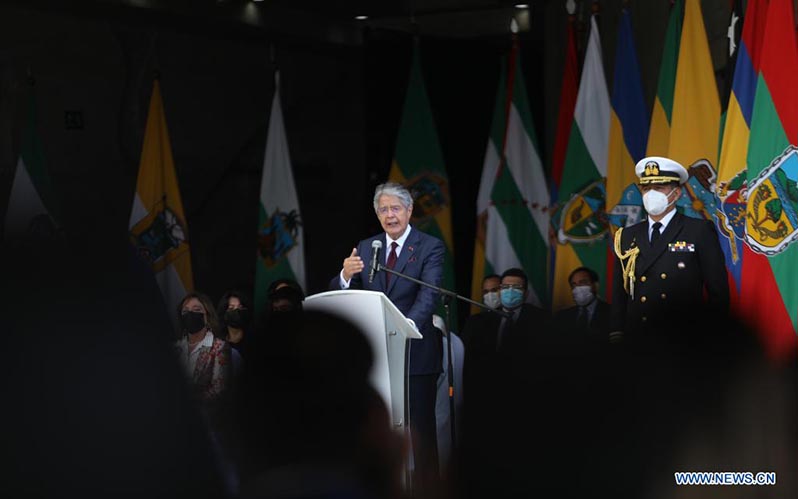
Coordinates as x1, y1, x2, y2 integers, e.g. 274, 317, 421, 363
611, 212, 729, 333
463, 304, 547, 359
329, 227, 444, 374
329, 226, 444, 484
553, 299, 611, 343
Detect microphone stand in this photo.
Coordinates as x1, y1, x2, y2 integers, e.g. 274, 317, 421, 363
376, 263, 510, 462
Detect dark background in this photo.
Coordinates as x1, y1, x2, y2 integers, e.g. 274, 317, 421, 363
0, 0, 734, 326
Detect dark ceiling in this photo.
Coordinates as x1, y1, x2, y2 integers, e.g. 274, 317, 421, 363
13, 0, 547, 46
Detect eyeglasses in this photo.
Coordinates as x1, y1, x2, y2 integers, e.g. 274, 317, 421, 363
377, 205, 405, 216
499, 284, 524, 290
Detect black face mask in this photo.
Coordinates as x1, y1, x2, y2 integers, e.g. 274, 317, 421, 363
181, 310, 206, 335
224, 308, 250, 328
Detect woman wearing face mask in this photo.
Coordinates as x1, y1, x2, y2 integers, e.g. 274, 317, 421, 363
175, 292, 231, 410
217, 290, 252, 375
611, 157, 729, 341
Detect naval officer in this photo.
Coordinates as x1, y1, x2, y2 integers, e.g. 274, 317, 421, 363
610, 156, 729, 340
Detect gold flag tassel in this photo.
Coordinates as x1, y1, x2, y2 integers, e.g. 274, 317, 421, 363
613, 227, 639, 300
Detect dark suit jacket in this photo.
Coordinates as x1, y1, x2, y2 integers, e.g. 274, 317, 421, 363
553, 299, 611, 343
463, 303, 548, 373
611, 212, 729, 333
329, 227, 445, 375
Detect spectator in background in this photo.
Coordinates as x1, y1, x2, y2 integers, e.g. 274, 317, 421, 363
260, 278, 305, 320
463, 268, 547, 359
269, 284, 305, 313
461, 268, 549, 498
217, 289, 253, 374
175, 292, 231, 427
461, 274, 503, 345
480, 274, 501, 311
552, 266, 611, 343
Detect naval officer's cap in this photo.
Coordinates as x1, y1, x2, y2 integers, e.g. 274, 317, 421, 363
635, 156, 688, 185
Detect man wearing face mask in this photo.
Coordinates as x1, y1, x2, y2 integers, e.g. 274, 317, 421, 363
494, 268, 549, 353
553, 267, 610, 342
481, 274, 502, 310
610, 157, 729, 340
464, 269, 547, 358
461, 275, 501, 344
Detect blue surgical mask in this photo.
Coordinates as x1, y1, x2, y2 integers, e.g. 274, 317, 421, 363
500, 288, 524, 309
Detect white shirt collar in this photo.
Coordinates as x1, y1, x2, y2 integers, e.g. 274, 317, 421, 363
386, 225, 412, 251
648, 208, 677, 234
199, 330, 214, 348
176, 330, 214, 378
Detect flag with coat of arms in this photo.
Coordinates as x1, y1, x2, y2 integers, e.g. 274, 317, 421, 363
129, 79, 194, 319
254, 71, 306, 315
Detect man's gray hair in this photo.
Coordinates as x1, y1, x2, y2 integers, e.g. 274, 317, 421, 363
373, 182, 413, 213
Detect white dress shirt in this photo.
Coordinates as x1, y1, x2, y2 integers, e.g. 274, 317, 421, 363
647, 208, 677, 242
340, 225, 413, 288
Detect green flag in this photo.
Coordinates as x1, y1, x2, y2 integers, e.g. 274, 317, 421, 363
482, 41, 550, 307
389, 47, 456, 325
4, 92, 59, 240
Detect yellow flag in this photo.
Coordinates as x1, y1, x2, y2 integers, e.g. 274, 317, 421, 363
129, 80, 194, 317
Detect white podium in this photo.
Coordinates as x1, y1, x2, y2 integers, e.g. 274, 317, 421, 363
304, 290, 422, 431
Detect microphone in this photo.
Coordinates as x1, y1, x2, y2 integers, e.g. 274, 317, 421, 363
369, 240, 383, 283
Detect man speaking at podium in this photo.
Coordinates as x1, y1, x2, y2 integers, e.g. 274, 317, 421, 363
330, 181, 445, 485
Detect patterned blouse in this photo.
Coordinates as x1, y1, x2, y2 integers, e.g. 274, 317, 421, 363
176, 331, 231, 403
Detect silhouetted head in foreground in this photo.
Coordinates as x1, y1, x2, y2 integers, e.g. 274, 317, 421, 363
239, 310, 404, 498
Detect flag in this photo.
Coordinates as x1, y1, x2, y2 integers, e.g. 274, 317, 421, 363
606, 7, 649, 231
254, 71, 306, 315
481, 38, 550, 307
551, 14, 610, 311
742, 0, 798, 359
470, 60, 507, 309
668, 0, 721, 171
646, 0, 683, 157
4, 92, 59, 241
550, 11, 579, 202
665, 0, 722, 227
546, 10, 579, 306
389, 47, 456, 321
716, 0, 768, 297
129, 79, 194, 318
719, 0, 744, 119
